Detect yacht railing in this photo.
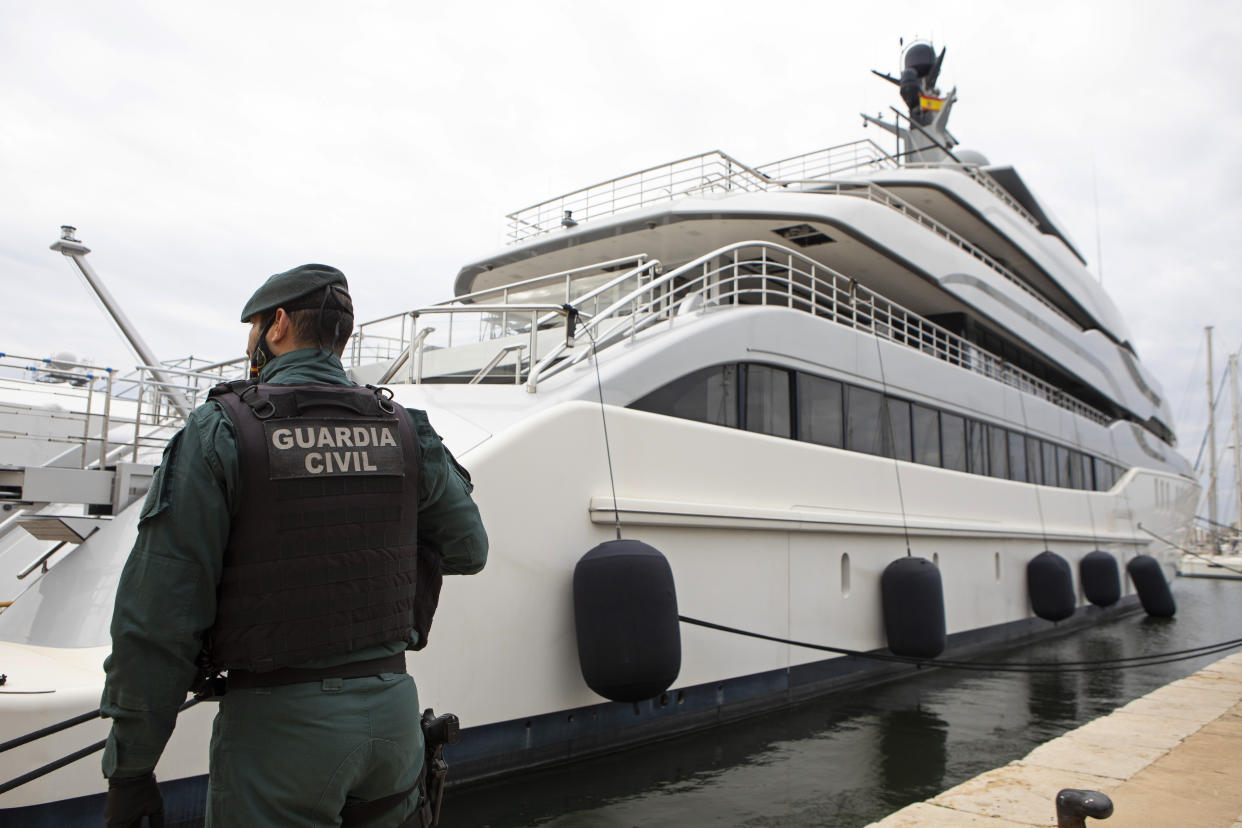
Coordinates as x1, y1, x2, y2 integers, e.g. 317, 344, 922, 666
360, 258, 663, 384
781, 180, 1079, 328
0, 351, 246, 470
496, 148, 1075, 331
754, 139, 898, 180
524, 241, 1108, 425
502, 139, 1045, 248
505, 151, 769, 244
902, 162, 1042, 229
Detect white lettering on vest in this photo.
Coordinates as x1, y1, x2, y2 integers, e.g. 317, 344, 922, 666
335, 427, 353, 447
271, 428, 294, 450
295, 427, 315, 448
379, 428, 397, 447
317, 427, 334, 448
305, 453, 324, 474
362, 451, 377, 471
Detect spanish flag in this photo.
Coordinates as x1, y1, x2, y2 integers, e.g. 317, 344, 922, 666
919, 94, 945, 111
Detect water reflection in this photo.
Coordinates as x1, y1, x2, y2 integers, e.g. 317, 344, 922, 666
878, 707, 947, 808
444, 579, 1242, 828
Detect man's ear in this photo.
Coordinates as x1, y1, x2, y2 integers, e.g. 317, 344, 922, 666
269, 308, 291, 345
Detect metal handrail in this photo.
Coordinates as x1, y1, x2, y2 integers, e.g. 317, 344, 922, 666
470, 344, 527, 385
902, 162, 1041, 229
0, 351, 237, 472
755, 139, 898, 180
367, 259, 662, 383
505, 150, 769, 243
525, 240, 1109, 425
17, 542, 69, 580
442, 255, 651, 306
779, 180, 1079, 328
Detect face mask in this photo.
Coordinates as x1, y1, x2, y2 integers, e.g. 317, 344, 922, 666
249, 316, 277, 379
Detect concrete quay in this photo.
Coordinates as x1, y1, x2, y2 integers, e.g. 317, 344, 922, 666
868, 651, 1242, 828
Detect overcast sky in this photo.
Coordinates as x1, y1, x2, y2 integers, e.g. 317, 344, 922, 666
3, 1, 1241, 517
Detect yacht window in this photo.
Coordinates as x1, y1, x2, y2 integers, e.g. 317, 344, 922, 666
911, 404, 940, 467
884, 397, 913, 462
1066, 450, 1084, 489
1055, 446, 1073, 489
966, 419, 987, 475
987, 425, 1009, 479
1094, 457, 1113, 491
631, 364, 738, 427
797, 373, 844, 448
941, 413, 966, 472
1025, 436, 1043, 485
1007, 430, 1027, 482
745, 365, 791, 438
1080, 453, 1095, 491
1042, 441, 1058, 487
846, 386, 885, 456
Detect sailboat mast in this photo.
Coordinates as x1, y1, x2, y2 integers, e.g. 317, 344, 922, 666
1206, 326, 1218, 544
1231, 353, 1242, 538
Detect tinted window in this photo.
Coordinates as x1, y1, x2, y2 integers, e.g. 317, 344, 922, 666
987, 426, 1008, 479
745, 365, 790, 438
911, 404, 940, 467
1007, 430, 1026, 482
846, 386, 885, 456
1066, 450, 1084, 489
1025, 436, 1043, 485
941, 413, 966, 471
1055, 445, 1073, 489
798, 373, 843, 448
1080, 453, 1094, 491
966, 419, 987, 475
632, 364, 738, 427
1042, 441, 1058, 487
1093, 457, 1109, 491
885, 397, 912, 461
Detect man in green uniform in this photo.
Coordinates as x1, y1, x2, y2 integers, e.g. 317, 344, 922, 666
100, 265, 488, 827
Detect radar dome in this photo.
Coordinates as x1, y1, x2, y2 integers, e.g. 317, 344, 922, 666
955, 149, 990, 166
49, 352, 78, 371
903, 43, 936, 77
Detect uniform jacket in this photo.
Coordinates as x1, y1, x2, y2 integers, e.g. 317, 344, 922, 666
100, 349, 488, 778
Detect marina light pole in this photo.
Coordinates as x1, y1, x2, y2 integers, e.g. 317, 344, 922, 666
50, 226, 193, 420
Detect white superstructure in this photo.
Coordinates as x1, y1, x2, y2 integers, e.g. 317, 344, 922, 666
0, 44, 1198, 823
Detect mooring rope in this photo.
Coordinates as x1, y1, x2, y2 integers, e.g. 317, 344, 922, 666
678, 615, 1242, 674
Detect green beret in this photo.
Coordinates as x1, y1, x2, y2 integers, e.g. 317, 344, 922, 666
239, 264, 350, 322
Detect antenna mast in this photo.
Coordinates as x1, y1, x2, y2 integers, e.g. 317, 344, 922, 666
50, 226, 193, 419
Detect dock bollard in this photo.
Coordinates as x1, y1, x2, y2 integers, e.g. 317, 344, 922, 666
1056, 788, 1113, 827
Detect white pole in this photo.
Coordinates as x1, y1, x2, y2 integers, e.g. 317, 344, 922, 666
1231, 353, 1242, 539
50, 226, 193, 419
1206, 326, 1218, 545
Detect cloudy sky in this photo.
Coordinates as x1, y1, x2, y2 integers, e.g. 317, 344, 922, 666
3, 1, 1241, 515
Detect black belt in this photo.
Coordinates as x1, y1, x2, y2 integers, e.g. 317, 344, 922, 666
228, 652, 407, 690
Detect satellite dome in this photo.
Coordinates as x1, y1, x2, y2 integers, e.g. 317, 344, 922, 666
49, 352, 78, 371
955, 149, 990, 167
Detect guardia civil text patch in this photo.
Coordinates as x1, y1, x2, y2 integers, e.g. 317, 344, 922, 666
263, 419, 404, 479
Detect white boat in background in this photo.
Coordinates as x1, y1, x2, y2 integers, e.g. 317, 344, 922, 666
0, 43, 1199, 826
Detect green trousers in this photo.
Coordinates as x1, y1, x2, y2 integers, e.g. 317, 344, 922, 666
206, 672, 424, 827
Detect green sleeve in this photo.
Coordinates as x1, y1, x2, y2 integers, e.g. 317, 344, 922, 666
100, 404, 238, 778
410, 409, 488, 575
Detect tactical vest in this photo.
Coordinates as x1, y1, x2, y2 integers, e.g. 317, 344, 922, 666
208, 380, 423, 673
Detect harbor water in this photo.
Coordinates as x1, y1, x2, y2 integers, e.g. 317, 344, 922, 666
443, 577, 1242, 827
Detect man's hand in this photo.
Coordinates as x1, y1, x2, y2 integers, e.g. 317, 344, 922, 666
105, 771, 164, 828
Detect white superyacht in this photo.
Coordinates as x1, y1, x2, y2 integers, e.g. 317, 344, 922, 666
0, 43, 1198, 825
